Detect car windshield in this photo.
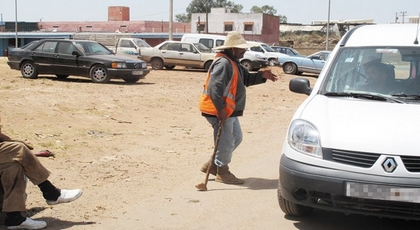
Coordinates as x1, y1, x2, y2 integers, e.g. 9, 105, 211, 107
323, 47, 420, 102
74, 41, 113, 55
135, 39, 151, 48
261, 43, 275, 52
194, 43, 213, 53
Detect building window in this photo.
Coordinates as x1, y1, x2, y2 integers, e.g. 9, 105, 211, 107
243, 22, 254, 32
197, 22, 206, 33
224, 24, 233, 31
224, 21, 234, 32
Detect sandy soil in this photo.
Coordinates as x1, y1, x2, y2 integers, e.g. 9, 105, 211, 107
0, 57, 316, 230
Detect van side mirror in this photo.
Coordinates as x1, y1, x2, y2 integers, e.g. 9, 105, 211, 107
289, 78, 312, 95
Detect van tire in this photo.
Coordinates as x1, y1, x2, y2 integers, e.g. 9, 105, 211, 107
277, 187, 312, 216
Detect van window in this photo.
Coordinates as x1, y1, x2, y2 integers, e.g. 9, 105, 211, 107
324, 47, 420, 96
199, 38, 214, 49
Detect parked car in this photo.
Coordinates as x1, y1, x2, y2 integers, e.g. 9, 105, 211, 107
278, 24, 420, 221
271, 46, 303, 57
180, 33, 267, 71
7, 39, 149, 83
139, 41, 216, 71
239, 50, 268, 71
278, 50, 330, 75
247, 41, 288, 66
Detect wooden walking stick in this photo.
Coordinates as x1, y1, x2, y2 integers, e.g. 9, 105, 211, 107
195, 120, 223, 191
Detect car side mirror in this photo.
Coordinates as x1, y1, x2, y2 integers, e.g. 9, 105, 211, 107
310, 55, 321, 60
289, 78, 312, 95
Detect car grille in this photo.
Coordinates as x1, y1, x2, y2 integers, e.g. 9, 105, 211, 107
401, 156, 420, 172
126, 62, 142, 69
324, 149, 380, 168
324, 148, 420, 172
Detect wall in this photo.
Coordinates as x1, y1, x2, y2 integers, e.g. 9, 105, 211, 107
191, 8, 279, 45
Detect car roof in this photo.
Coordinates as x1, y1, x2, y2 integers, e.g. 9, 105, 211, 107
342, 24, 420, 47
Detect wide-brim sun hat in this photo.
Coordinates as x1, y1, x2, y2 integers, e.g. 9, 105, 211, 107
213, 31, 257, 50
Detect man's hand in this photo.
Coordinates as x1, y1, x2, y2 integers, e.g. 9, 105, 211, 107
261, 69, 278, 82
217, 109, 227, 123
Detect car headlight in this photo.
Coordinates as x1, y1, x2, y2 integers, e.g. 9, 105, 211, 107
142, 62, 147, 69
111, 62, 127, 68
288, 119, 322, 158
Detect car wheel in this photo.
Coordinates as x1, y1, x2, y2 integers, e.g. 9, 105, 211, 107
268, 58, 277, 66
151, 58, 164, 70
20, 61, 38, 79
89, 65, 111, 83
277, 186, 313, 216
56, 74, 69, 79
240, 60, 253, 71
204, 61, 213, 71
283, 63, 298, 75
165, 65, 176, 70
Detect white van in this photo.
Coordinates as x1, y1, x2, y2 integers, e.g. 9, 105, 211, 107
180, 33, 226, 49
278, 24, 420, 221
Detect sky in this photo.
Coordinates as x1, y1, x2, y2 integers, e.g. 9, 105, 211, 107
1, 0, 420, 24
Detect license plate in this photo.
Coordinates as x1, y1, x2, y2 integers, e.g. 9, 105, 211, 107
346, 182, 420, 203
132, 70, 143, 75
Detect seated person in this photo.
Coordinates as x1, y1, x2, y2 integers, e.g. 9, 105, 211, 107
356, 61, 394, 94
0, 116, 82, 229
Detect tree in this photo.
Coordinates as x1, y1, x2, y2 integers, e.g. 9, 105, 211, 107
175, 0, 243, 22
175, 13, 189, 23
250, 5, 287, 24
250, 5, 277, 15
279, 15, 287, 24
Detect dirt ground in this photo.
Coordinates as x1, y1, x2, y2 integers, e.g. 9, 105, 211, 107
0, 57, 316, 230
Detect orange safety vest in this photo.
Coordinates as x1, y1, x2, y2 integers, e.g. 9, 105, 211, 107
199, 52, 239, 117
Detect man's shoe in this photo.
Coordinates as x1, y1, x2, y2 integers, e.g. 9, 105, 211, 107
46, 189, 83, 205
215, 165, 244, 184
200, 160, 217, 176
7, 217, 47, 229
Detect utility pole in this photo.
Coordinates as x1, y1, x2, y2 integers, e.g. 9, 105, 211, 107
326, 0, 331, 51
15, 0, 18, 47
400, 11, 407, 24
169, 0, 173, 40
205, 0, 209, 34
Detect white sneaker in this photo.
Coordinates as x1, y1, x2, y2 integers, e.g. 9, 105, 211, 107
7, 217, 47, 229
46, 189, 83, 205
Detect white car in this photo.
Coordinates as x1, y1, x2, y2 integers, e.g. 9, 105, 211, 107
278, 24, 420, 220
247, 41, 289, 66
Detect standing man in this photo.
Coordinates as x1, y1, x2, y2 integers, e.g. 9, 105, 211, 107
199, 31, 278, 184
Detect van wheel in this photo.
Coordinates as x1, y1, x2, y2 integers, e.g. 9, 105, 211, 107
151, 58, 164, 70
283, 63, 298, 75
240, 60, 253, 71
277, 186, 313, 216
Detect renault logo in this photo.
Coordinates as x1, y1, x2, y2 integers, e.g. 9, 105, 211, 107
382, 157, 397, 173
